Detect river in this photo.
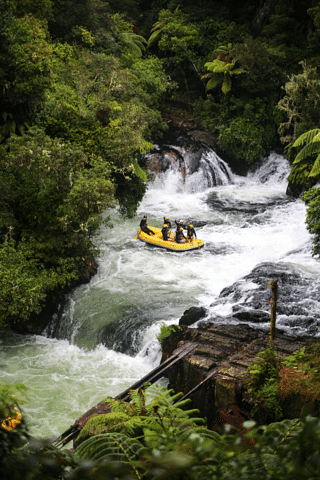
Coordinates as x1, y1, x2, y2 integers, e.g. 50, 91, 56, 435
0, 143, 319, 441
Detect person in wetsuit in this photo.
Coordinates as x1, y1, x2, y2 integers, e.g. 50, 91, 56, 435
175, 220, 186, 243
142, 221, 155, 235
187, 224, 197, 241
161, 224, 169, 241
163, 216, 172, 229
140, 215, 147, 229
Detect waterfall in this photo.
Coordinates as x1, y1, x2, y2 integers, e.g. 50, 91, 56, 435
141, 143, 234, 193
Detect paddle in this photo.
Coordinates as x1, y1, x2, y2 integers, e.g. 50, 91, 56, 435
134, 228, 141, 240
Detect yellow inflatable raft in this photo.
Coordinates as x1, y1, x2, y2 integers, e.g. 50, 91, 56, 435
136, 226, 204, 252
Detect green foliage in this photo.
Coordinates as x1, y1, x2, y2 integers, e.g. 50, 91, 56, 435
283, 347, 306, 367
0, 240, 50, 328
278, 61, 320, 144
218, 118, 273, 164
246, 347, 282, 420
156, 323, 180, 345
2, 382, 320, 480
203, 44, 243, 94
77, 385, 202, 443
75, 432, 145, 463
0, 12, 53, 141
0, 128, 117, 328
292, 128, 320, 178
147, 7, 203, 92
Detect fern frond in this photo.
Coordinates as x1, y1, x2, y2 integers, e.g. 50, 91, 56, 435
129, 388, 148, 416
293, 139, 320, 164
147, 29, 163, 48
221, 77, 232, 94
162, 390, 184, 404
206, 76, 222, 90
77, 412, 131, 440
175, 417, 205, 430
75, 433, 145, 463
309, 153, 320, 177
178, 426, 222, 444
119, 32, 146, 56
205, 60, 227, 74
293, 129, 320, 148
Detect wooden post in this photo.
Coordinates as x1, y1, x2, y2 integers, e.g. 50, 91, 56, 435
269, 279, 278, 347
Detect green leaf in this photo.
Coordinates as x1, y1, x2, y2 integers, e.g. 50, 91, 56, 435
206, 75, 222, 90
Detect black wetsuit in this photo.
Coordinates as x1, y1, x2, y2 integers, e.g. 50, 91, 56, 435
140, 217, 147, 229
187, 226, 197, 239
175, 225, 186, 243
163, 217, 172, 229
162, 226, 169, 241
142, 224, 155, 235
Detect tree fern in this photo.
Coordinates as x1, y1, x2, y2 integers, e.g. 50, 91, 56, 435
292, 128, 320, 148
147, 21, 165, 48
202, 57, 242, 94
77, 386, 203, 448
75, 433, 144, 463
292, 128, 320, 178
118, 32, 146, 57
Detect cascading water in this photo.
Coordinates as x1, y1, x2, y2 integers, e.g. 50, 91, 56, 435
1, 143, 319, 441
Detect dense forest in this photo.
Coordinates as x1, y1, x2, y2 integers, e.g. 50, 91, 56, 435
1, 0, 320, 328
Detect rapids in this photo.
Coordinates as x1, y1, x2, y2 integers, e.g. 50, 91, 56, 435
1, 146, 319, 441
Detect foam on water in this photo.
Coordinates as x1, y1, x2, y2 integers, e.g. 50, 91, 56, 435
0, 333, 159, 439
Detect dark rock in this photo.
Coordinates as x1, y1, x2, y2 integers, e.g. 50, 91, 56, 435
179, 306, 207, 326
286, 180, 303, 198
232, 309, 270, 323
209, 262, 320, 336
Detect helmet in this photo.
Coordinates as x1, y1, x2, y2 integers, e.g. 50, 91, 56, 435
179, 219, 183, 224
165, 217, 169, 220
163, 224, 167, 228
189, 224, 193, 228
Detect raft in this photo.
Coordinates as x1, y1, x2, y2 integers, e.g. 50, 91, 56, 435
136, 226, 204, 252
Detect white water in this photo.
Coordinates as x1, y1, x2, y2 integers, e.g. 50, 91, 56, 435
0, 150, 319, 440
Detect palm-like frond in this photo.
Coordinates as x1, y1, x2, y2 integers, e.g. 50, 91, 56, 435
147, 21, 165, 48
310, 154, 320, 177
206, 76, 223, 90
222, 77, 232, 94
292, 128, 320, 148
204, 60, 227, 74
75, 432, 145, 463
118, 32, 146, 56
293, 137, 320, 164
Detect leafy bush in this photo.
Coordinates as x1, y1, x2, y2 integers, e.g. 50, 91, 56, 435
156, 323, 180, 345
218, 117, 274, 164
246, 347, 282, 421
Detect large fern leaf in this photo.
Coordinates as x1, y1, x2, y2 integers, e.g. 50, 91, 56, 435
75, 432, 144, 462
205, 75, 222, 91
77, 412, 131, 440
119, 32, 146, 57
177, 426, 221, 445
221, 76, 232, 94
293, 138, 320, 164
309, 153, 320, 177
293, 128, 320, 148
204, 59, 227, 74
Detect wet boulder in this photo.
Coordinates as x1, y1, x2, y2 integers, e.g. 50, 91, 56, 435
179, 306, 207, 326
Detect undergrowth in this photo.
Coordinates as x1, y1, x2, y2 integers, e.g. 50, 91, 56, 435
246, 340, 320, 422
